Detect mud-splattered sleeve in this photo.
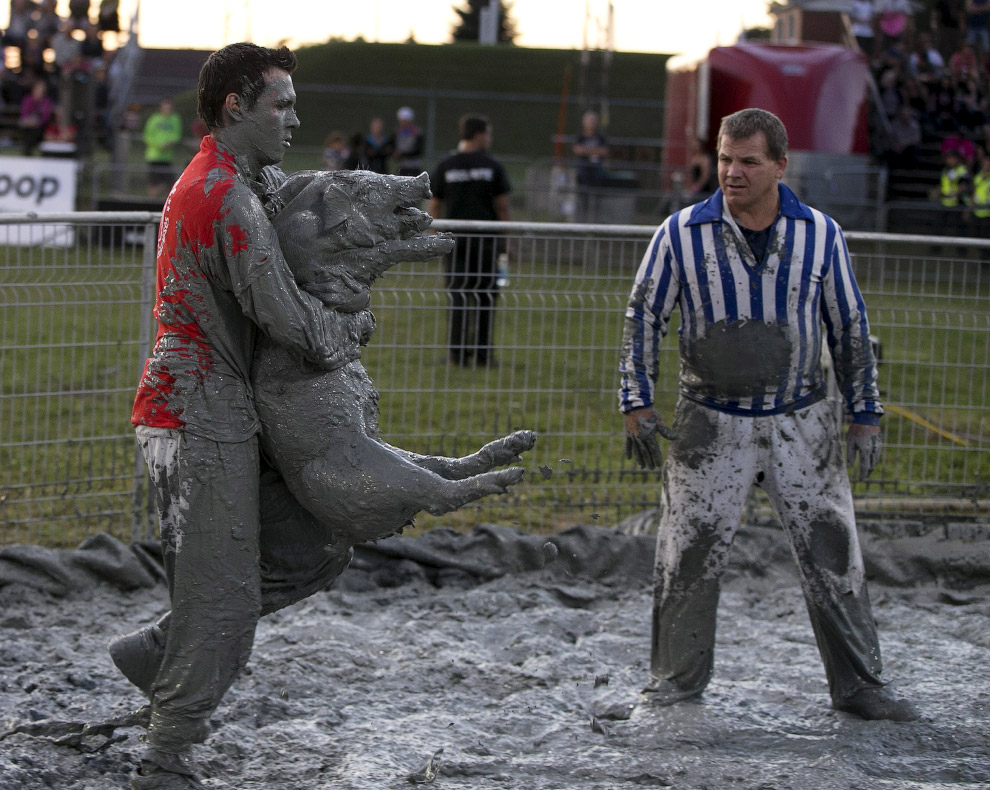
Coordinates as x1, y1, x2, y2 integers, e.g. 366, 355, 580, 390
618, 220, 680, 413
820, 224, 883, 424
216, 186, 361, 368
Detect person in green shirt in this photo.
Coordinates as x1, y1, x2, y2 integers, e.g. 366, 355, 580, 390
143, 98, 183, 198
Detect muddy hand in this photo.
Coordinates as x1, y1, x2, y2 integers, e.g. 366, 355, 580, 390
846, 423, 881, 481
623, 407, 677, 470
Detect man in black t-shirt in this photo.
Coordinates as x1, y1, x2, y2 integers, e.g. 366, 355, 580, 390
429, 114, 511, 367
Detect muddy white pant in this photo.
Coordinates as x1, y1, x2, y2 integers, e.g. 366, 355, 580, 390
651, 397, 885, 703
135, 426, 351, 754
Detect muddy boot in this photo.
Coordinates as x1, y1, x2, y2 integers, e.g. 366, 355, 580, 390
108, 624, 166, 698
833, 686, 920, 722
130, 748, 203, 789
641, 677, 703, 706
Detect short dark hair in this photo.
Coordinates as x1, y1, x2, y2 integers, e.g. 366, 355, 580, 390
459, 114, 490, 141
197, 42, 298, 131
718, 108, 788, 161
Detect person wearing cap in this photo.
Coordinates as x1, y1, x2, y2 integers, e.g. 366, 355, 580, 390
392, 106, 425, 176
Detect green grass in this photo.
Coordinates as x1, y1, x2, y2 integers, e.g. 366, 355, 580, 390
2, 238, 988, 547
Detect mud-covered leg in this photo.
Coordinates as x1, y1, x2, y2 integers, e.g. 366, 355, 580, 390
290, 434, 526, 542
761, 402, 918, 721
647, 400, 755, 702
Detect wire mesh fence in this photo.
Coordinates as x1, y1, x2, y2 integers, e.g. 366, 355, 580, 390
1, 214, 987, 547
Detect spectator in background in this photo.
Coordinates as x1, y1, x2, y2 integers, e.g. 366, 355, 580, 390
930, 72, 960, 130
573, 109, 608, 222
92, 61, 111, 150
970, 145, 990, 235
185, 116, 207, 155
18, 79, 54, 156
52, 18, 82, 69
900, 76, 931, 130
887, 105, 922, 168
35, 0, 62, 49
936, 146, 971, 233
391, 106, 424, 176
40, 105, 77, 157
344, 130, 365, 169
143, 98, 182, 198
19, 39, 47, 79
429, 114, 511, 368
879, 67, 903, 120
684, 135, 716, 198
68, 0, 91, 30
875, 0, 914, 50
3, 0, 36, 52
908, 32, 945, 81
941, 132, 975, 162
80, 21, 104, 62
851, 0, 877, 58
932, 0, 966, 56
98, 0, 119, 33
356, 116, 392, 173
965, 0, 990, 56
955, 76, 987, 133
949, 42, 979, 78
321, 130, 349, 171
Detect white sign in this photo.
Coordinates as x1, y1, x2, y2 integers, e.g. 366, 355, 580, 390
0, 156, 78, 247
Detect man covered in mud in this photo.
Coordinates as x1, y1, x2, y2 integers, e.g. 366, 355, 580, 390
118, 43, 373, 789
618, 108, 919, 722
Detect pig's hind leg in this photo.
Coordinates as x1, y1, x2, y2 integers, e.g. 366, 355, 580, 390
292, 434, 526, 542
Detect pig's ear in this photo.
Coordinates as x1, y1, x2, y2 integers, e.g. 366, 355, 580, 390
319, 183, 353, 233
394, 171, 432, 205
273, 170, 320, 214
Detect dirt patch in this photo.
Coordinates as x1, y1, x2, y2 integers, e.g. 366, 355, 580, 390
1, 524, 988, 789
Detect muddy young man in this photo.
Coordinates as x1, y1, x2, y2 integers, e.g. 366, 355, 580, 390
117, 43, 373, 789
618, 108, 918, 722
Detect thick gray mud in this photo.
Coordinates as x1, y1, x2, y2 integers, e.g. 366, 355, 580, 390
1, 524, 988, 789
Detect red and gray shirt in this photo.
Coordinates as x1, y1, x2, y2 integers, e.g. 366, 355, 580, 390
132, 136, 345, 441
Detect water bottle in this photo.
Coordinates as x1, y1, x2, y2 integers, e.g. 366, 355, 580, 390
496, 253, 509, 288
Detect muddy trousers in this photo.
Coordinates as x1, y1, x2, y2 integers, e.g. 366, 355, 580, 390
136, 428, 351, 754
650, 398, 884, 704
445, 237, 498, 366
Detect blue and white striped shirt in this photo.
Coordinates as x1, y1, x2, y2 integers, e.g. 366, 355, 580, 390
618, 184, 882, 424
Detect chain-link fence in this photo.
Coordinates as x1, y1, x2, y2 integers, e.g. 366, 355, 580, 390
1, 214, 988, 546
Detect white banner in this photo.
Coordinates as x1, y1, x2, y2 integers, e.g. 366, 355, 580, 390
0, 156, 78, 247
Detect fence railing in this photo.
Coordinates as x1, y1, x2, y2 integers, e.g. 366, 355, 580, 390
1, 213, 988, 547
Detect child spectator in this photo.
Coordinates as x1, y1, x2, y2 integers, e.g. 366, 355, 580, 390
18, 80, 54, 156
322, 131, 349, 171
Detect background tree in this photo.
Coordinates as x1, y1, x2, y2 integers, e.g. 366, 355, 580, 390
451, 1, 518, 44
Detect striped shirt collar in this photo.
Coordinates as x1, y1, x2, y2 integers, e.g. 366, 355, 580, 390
684, 182, 815, 227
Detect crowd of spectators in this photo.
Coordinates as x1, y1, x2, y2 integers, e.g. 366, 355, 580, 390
861, 0, 990, 229
321, 107, 425, 175
0, 0, 119, 156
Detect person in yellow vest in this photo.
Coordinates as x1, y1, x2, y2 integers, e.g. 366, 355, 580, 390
971, 146, 990, 222
936, 148, 971, 235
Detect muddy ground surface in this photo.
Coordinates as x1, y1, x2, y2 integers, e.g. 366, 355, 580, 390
1, 523, 989, 789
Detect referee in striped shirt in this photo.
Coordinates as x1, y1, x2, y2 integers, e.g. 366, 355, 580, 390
618, 108, 918, 722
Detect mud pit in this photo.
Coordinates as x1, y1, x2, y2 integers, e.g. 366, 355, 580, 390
1, 523, 989, 789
